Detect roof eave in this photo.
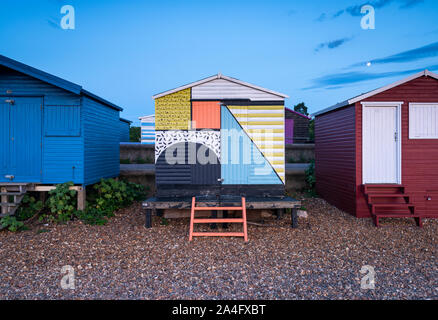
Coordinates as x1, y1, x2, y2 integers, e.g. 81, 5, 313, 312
81, 89, 123, 111
0, 54, 82, 94
313, 69, 438, 117
120, 117, 132, 124
312, 100, 351, 117
285, 107, 311, 119
0, 55, 123, 112
152, 73, 289, 100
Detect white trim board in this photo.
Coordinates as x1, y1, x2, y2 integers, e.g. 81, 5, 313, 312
139, 114, 155, 121
152, 73, 289, 100
362, 101, 402, 185
313, 69, 438, 117
409, 102, 438, 139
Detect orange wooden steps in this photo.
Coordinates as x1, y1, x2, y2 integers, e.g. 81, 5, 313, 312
189, 197, 248, 242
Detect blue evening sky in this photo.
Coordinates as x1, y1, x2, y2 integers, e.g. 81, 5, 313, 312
1, 0, 437, 125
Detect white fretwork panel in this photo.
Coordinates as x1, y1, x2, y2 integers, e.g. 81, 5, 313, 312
155, 130, 220, 162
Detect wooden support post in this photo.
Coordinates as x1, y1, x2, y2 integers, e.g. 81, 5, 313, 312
145, 209, 152, 228
156, 209, 164, 217
242, 197, 248, 242
1, 187, 6, 215
39, 191, 47, 204
275, 208, 284, 220
222, 210, 228, 229
77, 186, 86, 211
291, 208, 298, 228
210, 210, 218, 229
189, 197, 195, 240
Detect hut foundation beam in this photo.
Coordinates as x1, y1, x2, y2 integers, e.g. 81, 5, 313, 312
1, 187, 7, 215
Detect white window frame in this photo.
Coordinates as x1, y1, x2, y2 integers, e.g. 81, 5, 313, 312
361, 101, 403, 185
409, 103, 438, 139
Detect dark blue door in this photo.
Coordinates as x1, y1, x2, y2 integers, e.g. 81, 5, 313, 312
0, 97, 42, 182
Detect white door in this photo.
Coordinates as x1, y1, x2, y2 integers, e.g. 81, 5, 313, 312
362, 104, 400, 184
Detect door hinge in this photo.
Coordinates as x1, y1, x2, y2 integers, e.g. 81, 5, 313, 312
394, 132, 398, 142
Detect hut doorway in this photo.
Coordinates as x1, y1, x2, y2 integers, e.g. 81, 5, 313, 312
362, 102, 401, 184
0, 97, 42, 183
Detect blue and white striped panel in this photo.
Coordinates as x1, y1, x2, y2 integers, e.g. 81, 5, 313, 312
141, 121, 155, 144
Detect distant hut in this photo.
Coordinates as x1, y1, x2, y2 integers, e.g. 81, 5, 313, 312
285, 107, 311, 144
139, 114, 155, 144
119, 118, 132, 142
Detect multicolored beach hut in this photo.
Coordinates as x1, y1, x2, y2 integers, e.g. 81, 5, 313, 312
152, 73, 289, 198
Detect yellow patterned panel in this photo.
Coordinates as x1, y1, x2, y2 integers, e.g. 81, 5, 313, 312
227, 105, 285, 183
155, 88, 191, 130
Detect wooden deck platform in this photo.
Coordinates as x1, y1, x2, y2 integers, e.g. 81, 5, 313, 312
142, 195, 301, 229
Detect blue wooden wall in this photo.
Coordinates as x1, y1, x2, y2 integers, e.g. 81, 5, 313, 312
0, 66, 120, 186
83, 97, 120, 185
119, 120, 130, 142
220, 106, 282, 185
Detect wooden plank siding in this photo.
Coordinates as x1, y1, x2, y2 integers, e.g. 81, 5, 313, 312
83, 97, 120, 186
285, 109, 311, 143
315, 105, 357, 215
356, 75, 438, 217
192, 78, 284, 101
0, 66, 85, 184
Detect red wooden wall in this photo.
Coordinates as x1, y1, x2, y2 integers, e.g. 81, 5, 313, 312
356, 75, 438, 217
315, 105, 357, 215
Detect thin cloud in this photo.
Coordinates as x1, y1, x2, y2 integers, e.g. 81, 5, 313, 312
304, 64, 438, 89
315, 13, 326, 22
317, 0, 424, 21
400, 0, 424, 8
344, 0, 394, 17
315, 37, 353, 52
47, 17, 61, 30
352, 41, 438, 66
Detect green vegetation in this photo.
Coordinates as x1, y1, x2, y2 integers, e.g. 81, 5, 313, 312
294, 102, 309, 116
293, 102, 314, 142
44, 182, 78, 223
90, 178, 146, 215
1, 178, 146, 231
16, 195, 44, 221
305, 160, 317, 197
1, 216, 25, 232
129, 126, 141, 142
120, 158, 131, 164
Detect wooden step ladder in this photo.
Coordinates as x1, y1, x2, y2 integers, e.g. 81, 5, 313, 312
0, 183, 29, 218
189, 196, 248, 242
